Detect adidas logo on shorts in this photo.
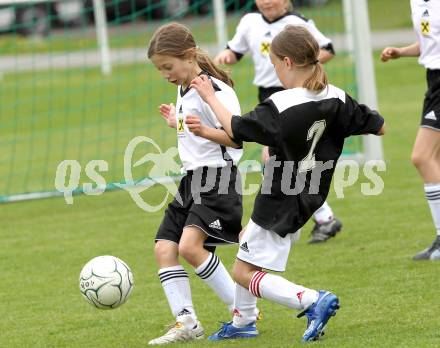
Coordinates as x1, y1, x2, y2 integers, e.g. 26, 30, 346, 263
424, 110, 437, 120
209, 219, 222, 230
240, 242, 249, 253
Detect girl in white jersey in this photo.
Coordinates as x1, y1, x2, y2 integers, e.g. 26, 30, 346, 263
215, 0, 342, 244
147, 22, 256, 345
188, 25, 385, 343
381, 0, 440, 261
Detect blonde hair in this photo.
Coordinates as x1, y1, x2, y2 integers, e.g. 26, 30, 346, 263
285, 0, 293, 12
271, 25, 328, 91
147, 22, 234, 87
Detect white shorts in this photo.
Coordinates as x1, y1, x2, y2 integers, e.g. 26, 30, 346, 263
236, 219, 300, 272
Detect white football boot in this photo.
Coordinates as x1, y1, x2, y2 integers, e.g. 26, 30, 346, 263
148, 314, 204, 345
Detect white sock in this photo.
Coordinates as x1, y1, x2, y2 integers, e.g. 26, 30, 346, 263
195, 252, 234, 312
249, 271, 319, 310
313, 201, 334, 224
232, 283, 258, 328
158, 265, 197, 322
425, 183, 440, 235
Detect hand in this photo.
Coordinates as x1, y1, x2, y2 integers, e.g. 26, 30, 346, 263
185, 115, 205, 137
214, 49, 237, 65
380, 47, 402, 62
190, 75, 216, 103
158, 103, 177, 128
261, 146, 269, 164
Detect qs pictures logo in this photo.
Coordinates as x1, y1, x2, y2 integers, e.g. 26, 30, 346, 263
54, 136, 182, 212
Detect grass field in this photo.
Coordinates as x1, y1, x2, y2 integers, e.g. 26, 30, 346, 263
0, 53, 359, 197
2, 51, 440, 348
1, 0, 437, 345
0, 0, 411, 55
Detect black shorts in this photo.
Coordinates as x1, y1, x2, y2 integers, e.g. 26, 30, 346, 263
155, 165, 242, 246
421, 69, 440, 131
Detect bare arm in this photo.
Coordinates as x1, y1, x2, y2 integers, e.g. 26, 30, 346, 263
318, 48, 334, 64
261, 146, 269, 163
214, 49, 238, 65
185, 115, 240, 148
158, 103, 177, 129
380, 42, 420, 62
377, 122, 386, 136
190, 75, 234, 138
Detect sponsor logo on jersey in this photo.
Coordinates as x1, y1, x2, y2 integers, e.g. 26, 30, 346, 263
421, 20, 430, 35
260, 42, 270, 55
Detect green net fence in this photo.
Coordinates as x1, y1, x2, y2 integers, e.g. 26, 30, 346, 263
0, 0, 360, 202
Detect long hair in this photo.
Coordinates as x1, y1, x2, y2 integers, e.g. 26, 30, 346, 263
147, 22, 233, 87
271, 25, 328, 91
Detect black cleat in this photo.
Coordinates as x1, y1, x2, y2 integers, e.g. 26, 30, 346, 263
308, 218, 342, 244
413, 236, 440, 260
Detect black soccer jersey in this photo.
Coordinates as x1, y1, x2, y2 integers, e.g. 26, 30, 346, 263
231, 85, 385, 237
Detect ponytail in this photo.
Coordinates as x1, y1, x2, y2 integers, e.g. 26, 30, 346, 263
303, 63, 328, 91
195, 48, 234, 87
271, 25, 328, 92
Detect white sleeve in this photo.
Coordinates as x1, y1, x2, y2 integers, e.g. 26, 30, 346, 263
304, 19, 332, 48
203, 90, 241, 128
227, 15, 250, 54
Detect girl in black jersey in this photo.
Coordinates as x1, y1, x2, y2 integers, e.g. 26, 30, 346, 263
188, 25, 385, 343
147, 22, 255, 345
214, 0, 342, 243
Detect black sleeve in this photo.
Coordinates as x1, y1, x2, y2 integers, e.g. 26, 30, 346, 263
226, 45, 244, 61
231, 101, 281, 147
321, 43, 335, 55
341, 93, 385, 137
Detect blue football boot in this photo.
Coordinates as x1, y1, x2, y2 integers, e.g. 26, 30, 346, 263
208, 321, 258, 341
297, 290, 340, 342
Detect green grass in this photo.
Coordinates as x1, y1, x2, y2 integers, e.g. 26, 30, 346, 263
302, 0, 413, 32
1, 53, 438, 347
0, 0, 412, 55
0, 52, 358, 197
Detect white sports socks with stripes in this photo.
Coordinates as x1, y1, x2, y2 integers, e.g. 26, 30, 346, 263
158, 265, 197, 324
232, 283, 258, 328
425, 183, 440, 236
195, 252, 235, 313
249, 271, 318, 310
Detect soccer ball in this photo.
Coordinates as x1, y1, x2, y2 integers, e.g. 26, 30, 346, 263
79, 255, 134, 309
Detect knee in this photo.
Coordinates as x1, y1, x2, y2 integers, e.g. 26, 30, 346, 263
232, 266, 242, 284
154, 241, 178, 265
232, 262, 253, 288
411, 150, 426, 169
178, 241, 196, 264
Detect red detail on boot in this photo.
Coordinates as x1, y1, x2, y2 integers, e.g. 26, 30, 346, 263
233, 308, 242, 318
296, 291, 305, 303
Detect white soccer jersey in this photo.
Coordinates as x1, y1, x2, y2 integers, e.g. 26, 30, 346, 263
227, 12, 333, 88
411, 0, 440, 69
175, 74, 242, 171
